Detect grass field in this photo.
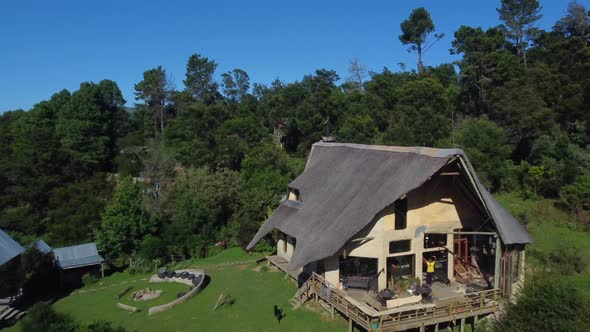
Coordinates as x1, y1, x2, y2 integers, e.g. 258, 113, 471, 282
7, 248, 349, 332
496, 193, 590, 298
7, 194, 589, 332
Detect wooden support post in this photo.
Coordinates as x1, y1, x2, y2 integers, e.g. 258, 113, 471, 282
434, 322, 439, 332
101, 263, 105, 278
460, 317, 465, 332
420, 322, 425, 332
494, 236, 501, 289
348, 318, 353, 332
331, 304, 334, 319
474, 315, 479, 328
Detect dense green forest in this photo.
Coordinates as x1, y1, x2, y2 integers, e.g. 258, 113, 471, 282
1, 0, 589, 268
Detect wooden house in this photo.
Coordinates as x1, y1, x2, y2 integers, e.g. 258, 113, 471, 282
247, 142, 532, 331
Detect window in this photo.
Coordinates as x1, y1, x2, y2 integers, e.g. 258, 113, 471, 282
389, 240, 411, 254
394, 198, 408, 230
424, 233, 447, 248
387, 255, 415, 281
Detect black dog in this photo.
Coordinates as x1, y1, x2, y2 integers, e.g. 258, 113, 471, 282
273, 305, 286, 324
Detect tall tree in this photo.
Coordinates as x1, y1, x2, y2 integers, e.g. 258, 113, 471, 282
451, 25, 520, 115
399, 7, 443, 73
497, 0, 543, 67
455, 116, 512, 190
56, 80, 126, 176
183, 54, 219, 103
221, 68, 250, 102
96, 177, 154, 258
134, 66, 172, 139
555, 1, 590, 39
346, 57, 368, 91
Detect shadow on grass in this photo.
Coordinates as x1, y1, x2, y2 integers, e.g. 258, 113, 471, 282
200, 275, 212, 291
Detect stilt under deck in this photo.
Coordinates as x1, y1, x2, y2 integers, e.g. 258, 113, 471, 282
266, 255, 500, 332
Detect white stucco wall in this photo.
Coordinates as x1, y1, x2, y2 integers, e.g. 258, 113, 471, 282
277, 234, 296, 261
275, 174, 488, 291
337, 175, 485, 290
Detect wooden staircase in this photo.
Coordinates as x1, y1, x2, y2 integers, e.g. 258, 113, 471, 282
0, 305, 26, 327
289, 276, 313, 309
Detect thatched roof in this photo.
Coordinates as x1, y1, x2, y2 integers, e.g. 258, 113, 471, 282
247, 142, 532, 270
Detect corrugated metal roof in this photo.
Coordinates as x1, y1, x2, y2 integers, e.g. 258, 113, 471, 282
53, 243, 104, 269
0, 228, 25, 265
30, 239, 53, 254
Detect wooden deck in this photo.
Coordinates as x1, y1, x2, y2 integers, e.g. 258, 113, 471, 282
265, 256, 500, 331
266, 255, 311, 286
308, 273, 500, 331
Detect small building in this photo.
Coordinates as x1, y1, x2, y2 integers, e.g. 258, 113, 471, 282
0, 229, 24, 267
247, 142, 532, 331
0, 229, 25, 300
53, 243, 105, 287
29, 239, 52, 255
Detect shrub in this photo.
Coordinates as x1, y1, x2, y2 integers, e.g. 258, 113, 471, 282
21, 302, 78, 332
86, 321, 126, 332
82, 273, 98, 287
138, 235, 165, 261
547, 246, 587, 275
126, 257, 152, 274
495, 276, 590, 332
560, 174, 590, 223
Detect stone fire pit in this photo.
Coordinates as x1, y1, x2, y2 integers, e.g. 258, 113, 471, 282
131, 288, 163, 301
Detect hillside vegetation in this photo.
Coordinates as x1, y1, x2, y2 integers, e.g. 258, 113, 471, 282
1, 1, 590, 331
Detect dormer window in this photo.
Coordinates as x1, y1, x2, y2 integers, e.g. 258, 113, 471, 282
288, 188, 301, 202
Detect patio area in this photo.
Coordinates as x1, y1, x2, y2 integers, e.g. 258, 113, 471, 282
342, 280, 475, 313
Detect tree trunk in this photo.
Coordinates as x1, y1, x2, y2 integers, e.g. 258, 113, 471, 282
417, 43, 424, 73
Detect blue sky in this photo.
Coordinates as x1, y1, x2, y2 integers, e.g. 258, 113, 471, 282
0, 0, 585, 111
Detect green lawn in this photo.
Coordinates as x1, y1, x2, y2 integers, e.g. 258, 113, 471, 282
496, 193, 590, 297
8, 248, 348, 332
9, 195, 589, 332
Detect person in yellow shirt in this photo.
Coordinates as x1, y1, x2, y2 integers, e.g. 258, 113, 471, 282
423, 256, 437, 286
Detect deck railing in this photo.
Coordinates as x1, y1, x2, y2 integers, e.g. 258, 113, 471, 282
307, 272, 501, 331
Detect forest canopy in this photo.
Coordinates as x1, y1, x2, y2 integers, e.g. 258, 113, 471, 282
1, 0, 589, 265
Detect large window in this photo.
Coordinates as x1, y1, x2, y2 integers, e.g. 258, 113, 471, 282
394, 198, 407, 230
387, 255, 415, 282
424, 233, 447, 248
389, 240, 411, 254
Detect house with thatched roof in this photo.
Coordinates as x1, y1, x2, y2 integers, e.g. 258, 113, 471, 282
247, 142, 532, 331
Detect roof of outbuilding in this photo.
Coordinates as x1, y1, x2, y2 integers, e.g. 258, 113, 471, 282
30, 239, 53, 254
0, 228, 25, 266
53, 243, 104, 269
247, 142, 532, 270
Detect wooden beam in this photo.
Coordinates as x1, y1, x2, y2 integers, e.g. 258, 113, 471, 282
494, 236, 501, 289
444, 231, 498, 236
